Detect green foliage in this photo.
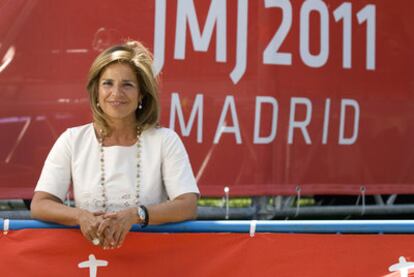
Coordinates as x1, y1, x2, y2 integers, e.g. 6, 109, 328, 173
198, 198, 252, 208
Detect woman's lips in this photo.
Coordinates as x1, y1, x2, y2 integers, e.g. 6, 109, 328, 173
107, 101, 127, 106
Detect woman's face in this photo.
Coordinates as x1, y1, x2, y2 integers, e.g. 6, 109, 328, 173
98, 62, 140, 124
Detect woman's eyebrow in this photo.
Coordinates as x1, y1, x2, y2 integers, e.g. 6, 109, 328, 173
100, 78, 136, 83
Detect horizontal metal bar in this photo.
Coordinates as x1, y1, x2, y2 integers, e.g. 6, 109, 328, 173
0, 210, 31, 219
4, 204, 414, 221
2, 219, 414, 233
3, 204, 414, 222
271, 204, 414, 217
197, 206, 256, 219
0, 208, 256, 220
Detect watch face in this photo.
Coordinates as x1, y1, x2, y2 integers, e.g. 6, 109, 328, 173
138, 207, 146, 221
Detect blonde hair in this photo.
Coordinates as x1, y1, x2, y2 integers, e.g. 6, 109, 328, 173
86, 40, 160, 135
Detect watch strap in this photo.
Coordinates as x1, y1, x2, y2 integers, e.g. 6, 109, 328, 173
139, 205, 149, 228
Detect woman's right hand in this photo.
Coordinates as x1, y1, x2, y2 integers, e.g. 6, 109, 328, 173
31, 192, 108, 247
77, 209, 105, 245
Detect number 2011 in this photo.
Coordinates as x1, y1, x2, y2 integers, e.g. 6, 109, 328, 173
263, 0, 376, 70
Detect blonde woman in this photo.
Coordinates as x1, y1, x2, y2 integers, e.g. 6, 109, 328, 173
31, 40, 199, 249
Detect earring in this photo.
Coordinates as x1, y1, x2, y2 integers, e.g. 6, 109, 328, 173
97, 102, 100, 107
138, 103, 142, 110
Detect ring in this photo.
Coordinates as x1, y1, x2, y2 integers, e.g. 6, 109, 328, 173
92, 238, 100, 246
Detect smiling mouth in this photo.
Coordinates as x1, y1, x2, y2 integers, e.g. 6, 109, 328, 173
107, 101, 127, 106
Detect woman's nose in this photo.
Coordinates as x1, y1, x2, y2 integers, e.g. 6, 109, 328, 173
111, 84, 123, 96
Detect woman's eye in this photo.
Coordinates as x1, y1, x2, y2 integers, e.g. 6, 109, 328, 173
102, 81, 112, 86
124, 83, 133, 87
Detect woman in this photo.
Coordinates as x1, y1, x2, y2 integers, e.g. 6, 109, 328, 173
31, 40, 199, 250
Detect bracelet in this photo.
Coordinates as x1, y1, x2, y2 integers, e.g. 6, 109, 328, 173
140, 205, 149, 228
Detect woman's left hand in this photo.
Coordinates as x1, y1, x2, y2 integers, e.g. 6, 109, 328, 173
97, 208, 137, 249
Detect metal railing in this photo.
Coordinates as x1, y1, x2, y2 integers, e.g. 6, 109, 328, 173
2, 219, 414, 234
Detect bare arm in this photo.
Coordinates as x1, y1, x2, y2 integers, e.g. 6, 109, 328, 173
146, 192, 198, 224
31, 191, 105, 244
31, 191, 81, 226
110, 192, 198, 225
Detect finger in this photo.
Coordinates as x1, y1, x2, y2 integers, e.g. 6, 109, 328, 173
103, 212, 118, 219
108, 227, 117, 247
117, 231, 128, 248
110, 229, 122, 248
82, 229, 95, 243
97, 219, 111, 236
78, 211, 101, 245
93, 211, 105, 216
83, 223, 98, 240
101, 229, 111, 249
90, 223, 101, 239
94, 215, 109, 235
114, 230, 125, 248
103, 227, 116, 249
83, 229, 100, 246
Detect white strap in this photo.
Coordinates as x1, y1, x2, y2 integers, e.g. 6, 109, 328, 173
224, 186, 230, 220
295, 185, 301, 217
360, 186, 366, 216
3, 218, 9, 235
249, 220, 257, 237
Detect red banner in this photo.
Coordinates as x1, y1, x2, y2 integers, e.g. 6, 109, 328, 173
1, 229, 414, 276
0, 0, 413, 197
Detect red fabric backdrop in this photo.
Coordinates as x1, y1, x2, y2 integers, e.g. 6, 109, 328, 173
1, 229, 414, 276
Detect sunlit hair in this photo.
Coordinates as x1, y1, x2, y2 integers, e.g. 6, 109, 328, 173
86, 40, 160, 136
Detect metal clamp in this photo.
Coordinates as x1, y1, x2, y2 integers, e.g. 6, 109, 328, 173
295, 185, 301, 217
249, 220, 257, 237
355, 186, 366, 216
3, 218, 10, 235
224, 186, 230, 220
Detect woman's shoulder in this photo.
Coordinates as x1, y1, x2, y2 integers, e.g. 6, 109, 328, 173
56, 123, 94, 146
66, 123, 94, 137
145, 126, 180, 140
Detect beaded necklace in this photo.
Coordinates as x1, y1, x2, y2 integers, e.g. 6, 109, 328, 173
98, 126, 143, 212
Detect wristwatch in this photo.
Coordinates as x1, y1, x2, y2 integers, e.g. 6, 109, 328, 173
137, 205, 149, 228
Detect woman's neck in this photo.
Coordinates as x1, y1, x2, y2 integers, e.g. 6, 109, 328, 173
102, 119, 138, 146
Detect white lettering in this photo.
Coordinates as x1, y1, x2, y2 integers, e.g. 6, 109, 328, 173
174, 0, 226, 62
0, 45, 15, 73
357, 5, 376, 70
214, 96, 242, 144
339, 99, 360, 145
169, 93, 204, 143
288, 97, 312, 144
153, 0, 167, 75
254, 96, 278, 144
334, 3, 352, 69
322, 98, 331, 144
263, 0, 292, 65
300, 0, 329, 67
166, 93, 360, 146
230, 0, 248, 84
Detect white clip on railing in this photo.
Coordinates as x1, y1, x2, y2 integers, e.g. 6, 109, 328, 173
249, 220, 257, 237
3, 218, 10, 235
224, 186, 230, 220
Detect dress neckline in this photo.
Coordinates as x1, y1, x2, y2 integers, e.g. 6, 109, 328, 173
90, 123, 140, 148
